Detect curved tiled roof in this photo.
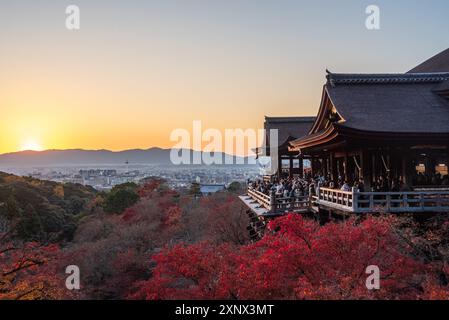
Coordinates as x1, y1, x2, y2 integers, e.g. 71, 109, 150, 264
325, 72, 449, 133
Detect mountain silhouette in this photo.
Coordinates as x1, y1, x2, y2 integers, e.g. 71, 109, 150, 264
0, 148, 255, 167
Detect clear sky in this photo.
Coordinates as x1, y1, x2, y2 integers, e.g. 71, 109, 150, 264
1, 0, 448, 154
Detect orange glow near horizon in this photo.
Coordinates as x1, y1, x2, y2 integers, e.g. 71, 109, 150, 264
20, 138, 43, 152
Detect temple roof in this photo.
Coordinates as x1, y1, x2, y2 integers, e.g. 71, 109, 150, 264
323, 72, 449, 134
408, 48, 449, 73
289, 49, 449, 151
326, 72, 449, 85
264, 116, 315, 148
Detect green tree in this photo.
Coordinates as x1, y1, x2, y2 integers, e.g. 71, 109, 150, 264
16, 204, 44, 241
227, 181, 242, 193
189, 182, 201, 195
104, 183, 140, 214
4, 195, 21, 219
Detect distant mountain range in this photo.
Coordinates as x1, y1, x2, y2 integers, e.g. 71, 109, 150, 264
0, 148, 257, 167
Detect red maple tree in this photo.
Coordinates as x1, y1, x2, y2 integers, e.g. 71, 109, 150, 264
129, 214, 449, 300
0, 234, 68, 300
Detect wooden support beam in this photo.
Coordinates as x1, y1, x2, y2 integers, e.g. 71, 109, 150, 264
329, 152, 336, 182
343, 152, 349, 182
277, 153, 282, 180
311, 158, 315, 178
401, 149, 412, 187
360, 150, 371, 190
289, 156, 293, 178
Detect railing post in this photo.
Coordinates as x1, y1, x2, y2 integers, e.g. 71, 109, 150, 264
419, 193, 424, 209
352, 187, 358, 213
403, 194, 408, 208
270, 189, 276, 213
314, 186, 321, 208
436, 194, 442, 210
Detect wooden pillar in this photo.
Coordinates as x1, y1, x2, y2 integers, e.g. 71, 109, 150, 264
386, 152, 391, 181
324, 155, 329, 177
299, 158, 304, 178
270, 189, 276, 213
277, 154, 282, 180
390, 149, 397, 180
447, 147, 449, 176
401, 153, 408, 186
311, 157, 316, 178
329, 152, 336, 182
425, 155, 435, 177
361, 150, 371, 190
289, 156, 293, 178
343, 152, 349, 182
401, 149, 412, 187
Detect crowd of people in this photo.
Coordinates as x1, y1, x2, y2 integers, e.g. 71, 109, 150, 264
249, 174, 360, 199
412, 172, 449, 187
248, 172, 429, 200
249, 176, 310, 199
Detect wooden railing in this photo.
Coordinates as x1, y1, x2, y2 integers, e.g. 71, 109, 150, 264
318, 187, 354, 211
355, 190, 449, 213
247, 186, 449, 214
317, 187, 449, 213
247, 187, 309, 214
273, 196, 310, 213
247, 188, 272, 210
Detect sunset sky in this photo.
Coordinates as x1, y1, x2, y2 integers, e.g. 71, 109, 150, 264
1, 0, 449, 154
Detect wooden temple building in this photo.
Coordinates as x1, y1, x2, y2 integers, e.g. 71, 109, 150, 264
241, 49, 449, 237
260, 116, 315, 179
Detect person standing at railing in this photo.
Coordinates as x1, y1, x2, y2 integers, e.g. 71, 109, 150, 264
309, 179, 316, 197
316, 178, 322, 197
399, 180, 412, 192
341, 181, 351, 192
275, 183, 283, 196
353, 179, 365, 193
442, 175, 449, 186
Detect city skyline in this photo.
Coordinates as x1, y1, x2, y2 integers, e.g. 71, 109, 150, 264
1, 0, 449, 154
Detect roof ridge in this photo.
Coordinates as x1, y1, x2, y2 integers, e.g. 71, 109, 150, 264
264, 116, 316, 122
326, 71, 449, 86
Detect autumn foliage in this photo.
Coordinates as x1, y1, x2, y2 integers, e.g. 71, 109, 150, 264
2, 174, 449, 300
130, 214, 449, 300
0, 237, 68, 300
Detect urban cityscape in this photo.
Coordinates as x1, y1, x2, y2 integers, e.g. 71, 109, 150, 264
0, 163, 261, 191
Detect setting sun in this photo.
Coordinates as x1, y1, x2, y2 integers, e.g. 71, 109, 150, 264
20, 139, 44, 152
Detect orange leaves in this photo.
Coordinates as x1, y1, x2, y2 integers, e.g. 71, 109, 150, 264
163, 206, 182, 227
0, 241, 67, 300
137, 180, 164, 198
